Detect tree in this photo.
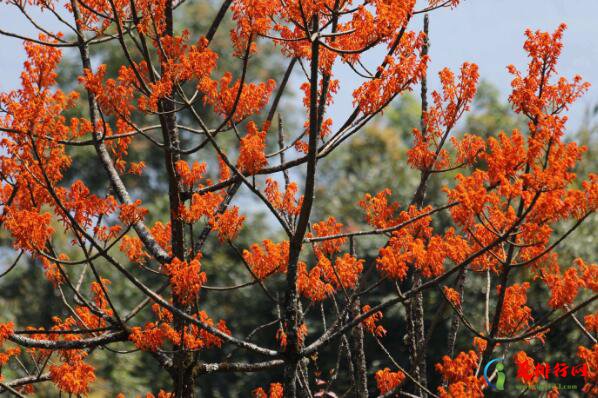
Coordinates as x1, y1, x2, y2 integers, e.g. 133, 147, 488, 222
0, 0, 596, 396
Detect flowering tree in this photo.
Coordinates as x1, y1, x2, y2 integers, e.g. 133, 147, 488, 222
0, 0, 596, 396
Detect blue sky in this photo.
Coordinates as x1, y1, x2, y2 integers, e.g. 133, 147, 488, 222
1, 0, 597, 131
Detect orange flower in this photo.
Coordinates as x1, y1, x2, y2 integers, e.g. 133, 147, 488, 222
375, 368, 405, 394
243, 240, 289, 279
128, 161, 146, 175
49, 361, 96, 395
585, 314, 598, 334
0, 347, 20, 366
444, 171, 490, 228
211, 206, 245, 241
0, 322, 14, 346
513, 351, 538, 386
577, 344, 598, 396
218, 155, 232, 181
353, 31, 428, 115
237, 121, 267, 174
164, 254, 207, 305
129, 323, 165, 352
41, 256, 65, 286
297, 261, 334, 302
311, 217, 346, 255
436, 351, 485, 398
150, 221, 172, 255
358, 189, 400, 229
265, 178, 303, 216
451, 134, 486, 166
175, 160, 207, 188
376, 245, 409, 280
253, 383, 283, 398
200, 73, 275, 123
361, 305, 386, 337
4, 208, 53, 252
180, 192, 224, 223
321, 253, 363, 290
443, 286, 461, 308
119, 235, 150, 264
497, 283, 533, 337
542, 259, 584, 309
472, 337, 487, 353
119, 200, 148, 224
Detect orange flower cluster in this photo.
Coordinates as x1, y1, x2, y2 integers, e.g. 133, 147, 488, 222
237, 121, 268, 174
158, 34, 217, 87
200, 73, 276, 123
442, 286, 461, 308
253, 383, 284, 398
540, 257, 598, 309
358, 189, 400, 229
297, 254, 363, 302
435, 350, 485, 398
49, 361, 96, 395
434, 25, 597, 272
61, 180, 117, 229
451, 134, 486, 166
41, 253, 68, 287
231, 0, 279, 55
0, 322, 14, 346
484, 129, 526, 186
3, 208, 53, 253
577, 344, 598, 396
0, 347, 21, 377
243, 240, 289, 279
376, 206, 463, 280
34, 314, 100, 395
163, 254, 207, 305
149, 221, 172, 256
513, 351, 538, 386
361, 305, 386, 337
119, 200, 148, 225
408, 63, 480, 172
585, 314, 598, 334
80, 64, 135, 117
130, 304, 231, 352
472, 337, 487, 353
297, 261, 334, 302
298, 79, 337, 138
311, 217, 347, 255
333, 0, 416, 61
175, 160, 207, 188
325, 253, 364, 289
375, 368, 406, 394
353, 32, 428, 115
444, 171, 491, 229
83, 33, 218, 116
496, 283, 533, 337
508, 24, 589, 121
210, 207, 246, 242
180, 192, 224, 224
265, 178, 303, 217
120, 235, 150, 264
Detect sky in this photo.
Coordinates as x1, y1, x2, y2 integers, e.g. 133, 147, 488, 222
1, 0, 598, 132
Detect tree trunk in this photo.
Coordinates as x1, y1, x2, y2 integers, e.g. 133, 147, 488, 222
351, 299, 369, 398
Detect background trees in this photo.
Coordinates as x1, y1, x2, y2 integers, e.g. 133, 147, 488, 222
0, 0, 595, 397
